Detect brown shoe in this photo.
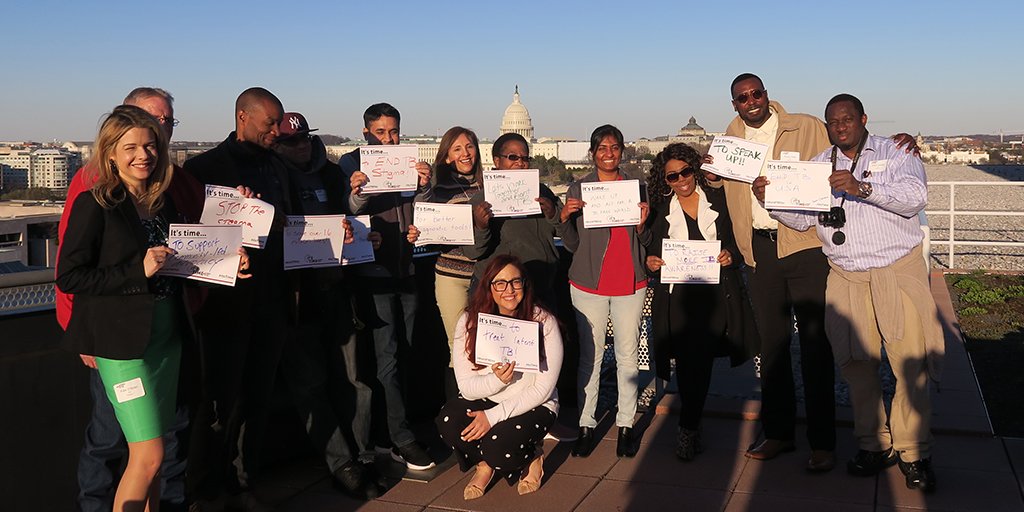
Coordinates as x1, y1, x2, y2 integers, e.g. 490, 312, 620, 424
806, 450, 836, 472
745, 439, 796, 460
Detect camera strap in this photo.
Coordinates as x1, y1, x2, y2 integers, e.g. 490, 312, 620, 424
830, 135, 869, 208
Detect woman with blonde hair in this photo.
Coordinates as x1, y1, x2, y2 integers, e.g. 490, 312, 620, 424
58, 105, 246, 511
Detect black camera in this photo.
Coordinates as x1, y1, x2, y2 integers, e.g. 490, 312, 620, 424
818, 206, 846, 228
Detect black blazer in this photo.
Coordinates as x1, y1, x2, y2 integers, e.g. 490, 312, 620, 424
643, 185, 759, 379
57, 189, 180, 360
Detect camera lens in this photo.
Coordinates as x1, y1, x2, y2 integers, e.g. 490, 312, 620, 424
832, 231, 846, 246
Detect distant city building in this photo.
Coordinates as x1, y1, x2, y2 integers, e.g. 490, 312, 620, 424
62, 141, 93, 163
499, 86, 534, 141
633, 116, 714, 157
28, 149, 76, 189
920, 150, 989, 164
0, 200, 62, 268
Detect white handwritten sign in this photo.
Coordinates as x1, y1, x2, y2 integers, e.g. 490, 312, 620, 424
661, 239, 721, 284
474, 313, 541, 373
703, 136, 770, 184
283, 215, 345, 270
160, 224, 243, 286
199, 185, 275, 249
764, 160, 833, 212
581, 179, 641, 228
413, 203, 474, 246
483, 169, 542, 217
341, 215, 375, 266
359, 145, 419, 194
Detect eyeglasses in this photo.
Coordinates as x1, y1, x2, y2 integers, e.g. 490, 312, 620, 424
155, 116, 180, 127
733, 89, 766, 104
499, 154, 532, 163
490, 278, 525, 291
665, 168, 695, 182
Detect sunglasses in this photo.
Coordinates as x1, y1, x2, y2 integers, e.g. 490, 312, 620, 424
499, 154, 532, 163
665, 168, 695, 182
733, 89, 766, 104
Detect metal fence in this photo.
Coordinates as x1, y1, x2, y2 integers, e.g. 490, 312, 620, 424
925, 181, 1024, 269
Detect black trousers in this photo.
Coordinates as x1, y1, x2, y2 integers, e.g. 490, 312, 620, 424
748, 234, 836, 451
435, 397, 555, 477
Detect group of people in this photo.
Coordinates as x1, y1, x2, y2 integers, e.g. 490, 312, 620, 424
57, 72, 944, 512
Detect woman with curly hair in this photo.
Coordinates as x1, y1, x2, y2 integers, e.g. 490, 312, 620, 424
434, 254, 562, 499
644, 143, 758, 461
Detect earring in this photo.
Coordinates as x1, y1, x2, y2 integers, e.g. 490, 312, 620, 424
662, 188, 673, 197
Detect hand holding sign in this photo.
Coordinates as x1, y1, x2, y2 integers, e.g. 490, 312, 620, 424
359, 145, 419, 194
702, 136, 769, 183
160, 224, 244, 286
483, 169, 542, 217
763, 160, 832, 212
474, 313, 541, 373
200, 185, 275, 249
581, 179, 641, 228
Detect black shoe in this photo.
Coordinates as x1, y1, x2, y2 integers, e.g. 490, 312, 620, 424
392, 442, 436, 470
616, 427, 637, 458
847, 448, 898, 476
571, 427, 596, 457
898, 457, 937, 493
675, 427, 704, 461
332, 461, 380, 500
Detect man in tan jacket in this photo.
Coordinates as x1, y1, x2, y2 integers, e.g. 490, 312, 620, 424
706, 73, 838, 472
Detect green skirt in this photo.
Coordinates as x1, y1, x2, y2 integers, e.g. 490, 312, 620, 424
95, 298, 183, 443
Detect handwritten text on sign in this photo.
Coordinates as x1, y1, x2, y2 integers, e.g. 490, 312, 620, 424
483, 169, 542, 217
660, 239, 721, 284
359, 145, 419, 194
159, 224, 243, 286
702, 136, 769, 183
283, 215, 345, 270
474, 313, 541, 373
763, 160, 832, 212
342, 215, 375, 266
581, 179, 641, 228
199, 185, 275, 249
413, 203, 474, 246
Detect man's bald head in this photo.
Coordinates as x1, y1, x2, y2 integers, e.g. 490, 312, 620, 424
235, 87, 283, 148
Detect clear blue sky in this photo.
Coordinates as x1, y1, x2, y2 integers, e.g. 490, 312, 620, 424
2, 0, 1020, 142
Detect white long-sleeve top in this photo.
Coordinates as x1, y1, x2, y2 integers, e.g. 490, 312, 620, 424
452, 308, 562, 427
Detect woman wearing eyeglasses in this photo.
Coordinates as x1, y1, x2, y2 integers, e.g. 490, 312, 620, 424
643, 143, 758, 461
462, 132, 562, 311
435, 254, 562, 500
559, 124, 650, 458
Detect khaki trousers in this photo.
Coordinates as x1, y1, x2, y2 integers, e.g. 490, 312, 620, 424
828, 278, 933, 461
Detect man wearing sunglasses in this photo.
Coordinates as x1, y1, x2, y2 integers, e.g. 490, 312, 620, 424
706, 73, 839, 473
709, 74, 918, 474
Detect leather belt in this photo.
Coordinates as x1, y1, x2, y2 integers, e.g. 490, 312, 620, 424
753, 228, 778, 242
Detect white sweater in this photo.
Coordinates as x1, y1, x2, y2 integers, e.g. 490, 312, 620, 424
452, 308, 562, 426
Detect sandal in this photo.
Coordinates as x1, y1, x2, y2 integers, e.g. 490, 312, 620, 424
464, 462, 493, 500
517, 448, 545, 495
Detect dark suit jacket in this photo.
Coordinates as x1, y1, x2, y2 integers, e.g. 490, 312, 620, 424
57, 189, 181, 360
644, 185, 759, 379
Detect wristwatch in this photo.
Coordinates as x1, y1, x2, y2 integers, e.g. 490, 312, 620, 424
858, 181, 873, 199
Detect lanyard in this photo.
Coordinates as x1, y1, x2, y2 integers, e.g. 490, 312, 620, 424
830, 134, 869, 178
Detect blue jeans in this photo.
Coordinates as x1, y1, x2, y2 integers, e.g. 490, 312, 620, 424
570, 286, 646, 428
359, 276, 418, 449
78, 369, 189, 512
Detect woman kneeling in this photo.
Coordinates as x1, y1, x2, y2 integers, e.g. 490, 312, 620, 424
435, 255, 562, 500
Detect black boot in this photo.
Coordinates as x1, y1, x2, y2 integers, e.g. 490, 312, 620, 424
571, 427, 596, 457
617, 427, 637, 457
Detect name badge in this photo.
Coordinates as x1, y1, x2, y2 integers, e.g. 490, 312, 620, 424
314, 189, 327, 202
868, 160, 888, 173
779, 151, 801, 162
113, 377, 146, 403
